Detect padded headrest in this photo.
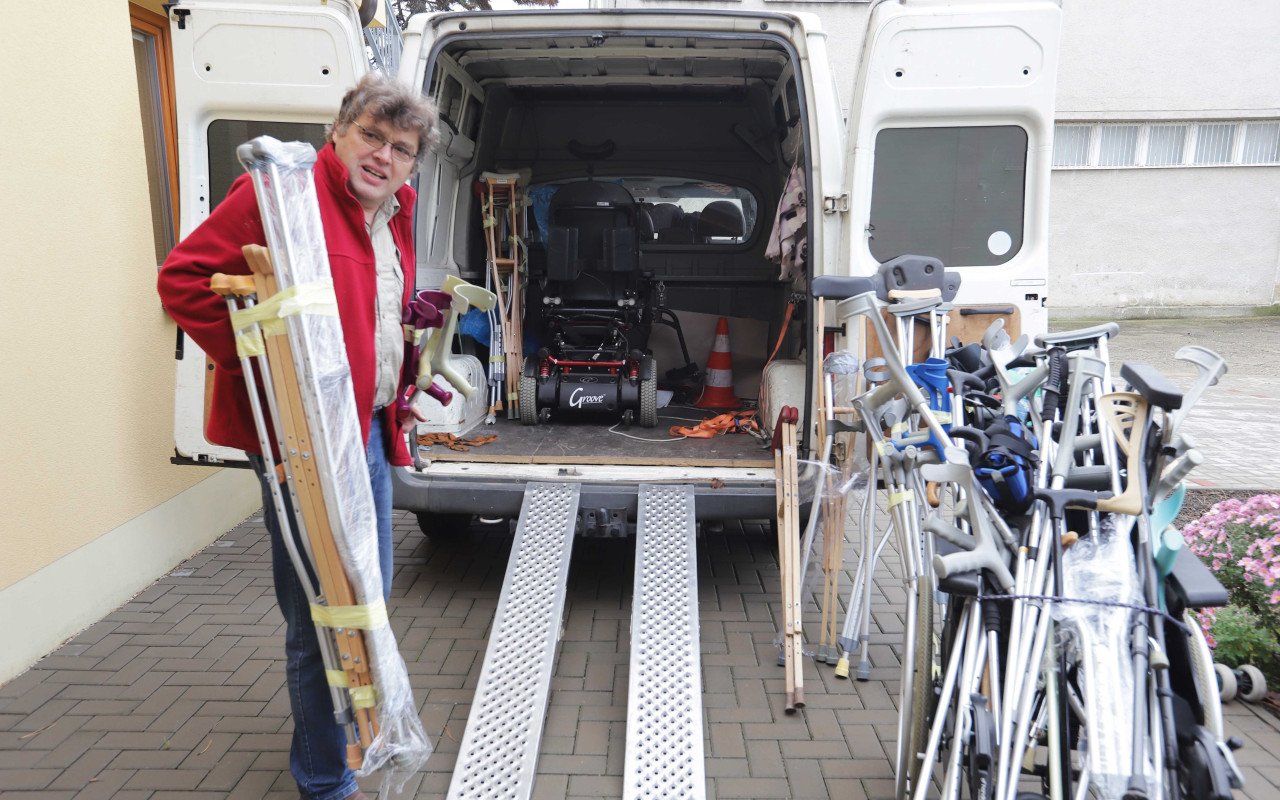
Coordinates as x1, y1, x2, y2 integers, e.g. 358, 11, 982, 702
549, 180, 635, 218
647, 202, 685, 230
697, 200, 745, 238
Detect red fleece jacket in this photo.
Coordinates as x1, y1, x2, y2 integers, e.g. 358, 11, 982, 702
158, 143, 416, 466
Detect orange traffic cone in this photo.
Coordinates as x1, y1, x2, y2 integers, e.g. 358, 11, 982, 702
695, 317, 739, 409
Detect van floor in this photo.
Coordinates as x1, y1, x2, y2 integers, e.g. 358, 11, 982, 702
416, 407, 774, 467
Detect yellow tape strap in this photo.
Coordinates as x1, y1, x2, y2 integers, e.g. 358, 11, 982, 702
508, 391, 518, 401
234, 329, 266, 359
326, 671, 378, 708
229, 280, 338, 339
889, 490, 915, 508
489, 355, 505, 364
350, 685, 378, 709
309, 598, 388, 630
874, 440, 887, 456
890, 422, 910, 435
483, 216, 496, 228
403, 324, 424, 346
934, 411, 952, 425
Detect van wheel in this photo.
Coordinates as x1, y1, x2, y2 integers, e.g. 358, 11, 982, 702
519, 374, 538, 425
415, 512, 472, 539
639, 374, 657, 428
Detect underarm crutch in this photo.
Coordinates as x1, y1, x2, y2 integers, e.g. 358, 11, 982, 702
231, 137, 432, 789
211, 273, 362, 761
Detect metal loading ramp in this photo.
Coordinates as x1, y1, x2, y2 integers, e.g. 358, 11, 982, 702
447, 482, 579, 800
447, 481, 705, 800
624, 484, 706, 800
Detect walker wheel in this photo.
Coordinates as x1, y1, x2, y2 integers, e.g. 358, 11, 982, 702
1238, 664, 1267, 702
1215, 662, 1238, 702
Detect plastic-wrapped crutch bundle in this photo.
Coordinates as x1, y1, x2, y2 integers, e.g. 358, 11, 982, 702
237, 136, 432, 789
1052, 515, 1151, 800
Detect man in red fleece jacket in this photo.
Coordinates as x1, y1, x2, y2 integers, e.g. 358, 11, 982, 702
158, 73, 438, 800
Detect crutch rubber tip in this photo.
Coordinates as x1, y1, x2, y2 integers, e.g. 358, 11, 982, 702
834, 657, 850, 679
346, 744, 363, 770
784, 694, 797, 715
777, 652, 786, 667
1062, 530, 1080, 549
793, 687, 805, 708
856, 660, 871, 681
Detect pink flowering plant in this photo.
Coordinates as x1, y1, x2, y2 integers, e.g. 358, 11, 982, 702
1183, 494, 1280, 682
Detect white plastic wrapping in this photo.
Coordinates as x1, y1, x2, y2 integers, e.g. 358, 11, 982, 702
239, 136, 431, 791
1053, 516, 1151, 800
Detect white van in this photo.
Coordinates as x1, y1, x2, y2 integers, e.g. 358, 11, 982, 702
167, 0, 1062, 535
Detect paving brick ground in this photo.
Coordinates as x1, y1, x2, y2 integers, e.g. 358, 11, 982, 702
4, 317, 1279, 799
6, 506, 1280, 799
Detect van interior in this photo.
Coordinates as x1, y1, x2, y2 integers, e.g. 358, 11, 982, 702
415, 30, 812, 468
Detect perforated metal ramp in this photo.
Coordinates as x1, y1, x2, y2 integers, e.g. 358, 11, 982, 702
447, 482, 580, 800
624, 484, 706, 800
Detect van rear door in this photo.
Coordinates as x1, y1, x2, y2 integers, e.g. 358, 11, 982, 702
839, 0, 1062, 341
167, 0, 367, 463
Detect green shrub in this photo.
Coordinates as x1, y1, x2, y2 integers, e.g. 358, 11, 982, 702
1200, 606, 1280, 685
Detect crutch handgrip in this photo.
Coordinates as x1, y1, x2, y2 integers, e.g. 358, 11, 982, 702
1156, 448, 1202, 499
211, 273, 258, 297
418, 276, 498, 398
242, 244, 275, 277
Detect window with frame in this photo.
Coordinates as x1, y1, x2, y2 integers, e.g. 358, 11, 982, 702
206, 121, 328, 209
1052, 119, 1280, 168
869, 125, 1028, 268
130, 3, 178, 266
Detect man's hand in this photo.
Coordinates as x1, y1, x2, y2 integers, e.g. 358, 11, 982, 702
397, 398, 428, 431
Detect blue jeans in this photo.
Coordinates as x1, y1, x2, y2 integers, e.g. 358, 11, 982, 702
250, 412, 394, 800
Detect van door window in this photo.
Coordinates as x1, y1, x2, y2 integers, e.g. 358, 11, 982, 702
868, 125, 1027, 267
206, 120, 327, 209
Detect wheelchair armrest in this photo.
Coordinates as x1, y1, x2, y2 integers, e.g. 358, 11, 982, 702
1121, 362, 1183, 410
1167, 546, 1229, 610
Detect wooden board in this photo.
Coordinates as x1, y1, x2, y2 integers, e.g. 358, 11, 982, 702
416, 410, 774, 468
945, 305, 1021, 346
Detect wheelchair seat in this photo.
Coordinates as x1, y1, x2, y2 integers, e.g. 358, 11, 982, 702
521, 180, 659, 427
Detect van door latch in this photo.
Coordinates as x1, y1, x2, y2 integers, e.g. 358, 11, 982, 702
823, 194, 848, 214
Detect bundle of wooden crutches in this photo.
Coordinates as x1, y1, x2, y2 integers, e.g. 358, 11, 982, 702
210, 136, 435, 792
479, 171, 527, 420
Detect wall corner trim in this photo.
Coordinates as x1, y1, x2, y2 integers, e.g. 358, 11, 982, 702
0, 468, 261, 684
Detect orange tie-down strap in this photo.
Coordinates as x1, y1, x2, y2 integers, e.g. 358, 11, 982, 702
670, 410, 761, 439
416, 432, 499, 452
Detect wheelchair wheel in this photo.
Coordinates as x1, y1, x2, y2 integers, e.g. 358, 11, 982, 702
519, 374, 538, 426
904, 576, 936, 796
639, 373, 657, 428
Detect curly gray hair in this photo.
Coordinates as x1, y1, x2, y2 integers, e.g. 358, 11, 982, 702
328, 72, 439, 171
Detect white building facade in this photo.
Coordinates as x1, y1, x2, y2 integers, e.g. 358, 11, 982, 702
592, 0, 1280, 318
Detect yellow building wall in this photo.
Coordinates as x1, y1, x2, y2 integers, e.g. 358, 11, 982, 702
0, 1, 260, 681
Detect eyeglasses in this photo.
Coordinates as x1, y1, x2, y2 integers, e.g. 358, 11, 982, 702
351, 121, 418, 164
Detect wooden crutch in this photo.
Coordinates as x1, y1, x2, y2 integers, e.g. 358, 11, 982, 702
241, 244, 379, 767
773, 406, 804, 712
210, 270, 367, 767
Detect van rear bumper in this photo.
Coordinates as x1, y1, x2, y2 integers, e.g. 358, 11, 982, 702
391, 466, 779, 520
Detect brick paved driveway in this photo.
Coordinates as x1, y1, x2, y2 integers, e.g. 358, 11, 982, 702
5, 508, 1280, 799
